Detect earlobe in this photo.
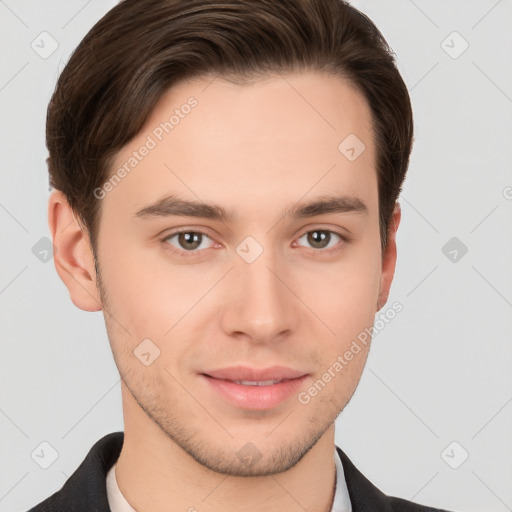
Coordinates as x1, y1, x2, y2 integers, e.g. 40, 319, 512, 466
376, 202, 401, 311
48, 190, 102, 312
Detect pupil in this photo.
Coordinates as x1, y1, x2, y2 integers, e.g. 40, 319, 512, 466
179, 232, 201, 250
308, 230, 329, 249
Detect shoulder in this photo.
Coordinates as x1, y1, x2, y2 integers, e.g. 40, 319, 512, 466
336, 446, 453, 512
26, 432, 124, 512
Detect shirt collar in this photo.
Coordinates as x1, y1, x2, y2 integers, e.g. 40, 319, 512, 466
332, 446, 353, 512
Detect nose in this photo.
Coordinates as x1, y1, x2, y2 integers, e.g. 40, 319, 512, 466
219, 245, 301, 345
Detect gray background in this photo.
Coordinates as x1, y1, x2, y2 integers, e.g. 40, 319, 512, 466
1, 1, 511, 511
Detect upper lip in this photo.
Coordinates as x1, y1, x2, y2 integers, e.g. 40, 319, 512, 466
202, 366, 307, 381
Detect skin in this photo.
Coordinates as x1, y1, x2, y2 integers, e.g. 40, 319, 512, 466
49, 70, 400, 512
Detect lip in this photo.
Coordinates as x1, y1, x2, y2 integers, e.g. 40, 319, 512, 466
200, 366, 309, 410
202, 365, 307, 381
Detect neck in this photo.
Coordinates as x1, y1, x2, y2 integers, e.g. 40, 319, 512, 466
115, 385, 337, 512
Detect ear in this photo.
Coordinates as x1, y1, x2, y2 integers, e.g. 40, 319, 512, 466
377, 202, 401, 310
48, 189, 102, 312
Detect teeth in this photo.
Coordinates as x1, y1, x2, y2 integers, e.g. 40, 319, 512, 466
233, 379, 283, 386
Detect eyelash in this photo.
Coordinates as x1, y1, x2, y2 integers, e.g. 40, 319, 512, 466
161, 228, 349, 258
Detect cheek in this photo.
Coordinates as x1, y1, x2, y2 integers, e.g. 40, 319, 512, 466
98, 242, 229, 371
295, 243, 381, 344
98, 233, 189, 328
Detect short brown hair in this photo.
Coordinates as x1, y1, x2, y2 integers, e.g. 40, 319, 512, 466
46, 0, 413, 256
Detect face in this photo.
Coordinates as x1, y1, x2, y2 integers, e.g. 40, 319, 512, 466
54, 71, 399, 477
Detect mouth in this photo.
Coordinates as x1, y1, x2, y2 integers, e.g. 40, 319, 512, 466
199, 366, 309, 410
228, 379, 291, 386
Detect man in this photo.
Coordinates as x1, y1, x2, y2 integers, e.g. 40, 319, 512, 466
28, 0, 453, 510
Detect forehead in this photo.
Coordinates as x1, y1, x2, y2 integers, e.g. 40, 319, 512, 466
146, 71, 375, 162
104, 71, 377, 221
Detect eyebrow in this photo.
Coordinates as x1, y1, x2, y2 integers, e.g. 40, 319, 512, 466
134, 193, 368, 222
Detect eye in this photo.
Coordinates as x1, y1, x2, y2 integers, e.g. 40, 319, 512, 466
161, 227, 348, 257
294, 229, 347, 252
162, 229, 217, 255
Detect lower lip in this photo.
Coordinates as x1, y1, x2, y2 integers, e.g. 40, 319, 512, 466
200, 374, 309, 410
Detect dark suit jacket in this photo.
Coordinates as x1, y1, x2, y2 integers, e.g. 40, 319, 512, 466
27, 431, 452, 512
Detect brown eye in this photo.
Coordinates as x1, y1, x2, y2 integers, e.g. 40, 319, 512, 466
163, 230, 214, 253
307, 230, 330, 249
296, 230, 345, 252
177, 232, 202, 250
